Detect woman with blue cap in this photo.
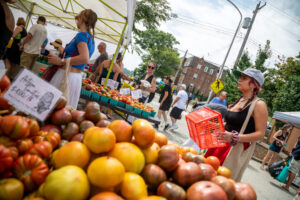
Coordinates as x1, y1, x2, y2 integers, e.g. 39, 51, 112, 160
205, 68, 268, 181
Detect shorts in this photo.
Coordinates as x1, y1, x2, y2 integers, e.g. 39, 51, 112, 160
20, 52, 39, 70
269, 143, 281, 153
289, 158, 300, 174
159, 101, 171, 111
170, 107, 184, 120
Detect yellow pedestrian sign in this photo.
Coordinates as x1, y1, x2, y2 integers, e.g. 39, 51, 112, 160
210, 78, 224, 94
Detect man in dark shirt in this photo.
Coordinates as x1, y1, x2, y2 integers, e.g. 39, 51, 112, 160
91, 42, 108, 73
281, 134, 300, 192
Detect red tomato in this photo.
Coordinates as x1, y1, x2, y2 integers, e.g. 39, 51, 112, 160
13, 154, 49, 191
28, 141, 53, 159
0, 144, 13, 173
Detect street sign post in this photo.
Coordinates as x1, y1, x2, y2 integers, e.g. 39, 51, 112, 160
210, 78, 224, 94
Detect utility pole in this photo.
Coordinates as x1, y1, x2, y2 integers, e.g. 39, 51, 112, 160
174, 50, 188, 85
235, 1, 266, 65
206, 0, 242, 104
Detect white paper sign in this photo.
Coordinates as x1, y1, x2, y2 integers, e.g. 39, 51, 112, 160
120, 88, 130, 95
131, 89, 142, 99
107, 79, 116, 89
114, 81, 119, 89
4, 69, 62, 121
0, 60, 6, 78
101, 78, 105, 85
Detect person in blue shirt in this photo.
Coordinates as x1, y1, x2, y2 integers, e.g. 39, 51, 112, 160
209, 91, 227, 107
48, 9, 97, 109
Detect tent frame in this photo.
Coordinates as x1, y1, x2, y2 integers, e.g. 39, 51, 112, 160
14, 0, 132, 87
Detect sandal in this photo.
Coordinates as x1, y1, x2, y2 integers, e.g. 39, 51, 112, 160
280, 184, 289, 192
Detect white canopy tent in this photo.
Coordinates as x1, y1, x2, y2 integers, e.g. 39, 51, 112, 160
11, 0, 136, 84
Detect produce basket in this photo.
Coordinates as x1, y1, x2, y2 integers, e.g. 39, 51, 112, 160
81, 88, 92, 97
91, 92, 101, 102
101, 96, 110, 103
133, 107, 142, 115
125, 104, 134, 112
142, 110, 150, 118
109, 99, 118, 106
150, 111, 156, 117
185, 107, 227, 149
117, 101, 126, 108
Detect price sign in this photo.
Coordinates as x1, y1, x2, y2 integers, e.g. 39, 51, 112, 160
0, 60, 6, 78
101, 78, 105, 85
131, 89, 142, 99
114, 81, 119, 90
4, 69, 62, 121
107, 79, 117, 89
120, 88, 130, 95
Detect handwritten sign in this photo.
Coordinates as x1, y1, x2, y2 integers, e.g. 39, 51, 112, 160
120, 88, 130, 95
107, 79, 116, 89
4, 69, 62, 121
131, 89, 142, 99
101, 78, 105, 85
114, 81, 119, 90
0, 60, 6, 78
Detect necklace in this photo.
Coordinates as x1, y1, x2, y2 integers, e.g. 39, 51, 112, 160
239, 97, 251, 103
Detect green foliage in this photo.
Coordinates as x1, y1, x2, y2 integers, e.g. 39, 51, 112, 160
134, 29, 179, 55
133, 0, 172, 35
272, 75, 300, 112
134, 29, 180, 78
132, 1, 180, 79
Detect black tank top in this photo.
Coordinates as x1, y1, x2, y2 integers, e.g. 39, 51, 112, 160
225, 104, 256, 134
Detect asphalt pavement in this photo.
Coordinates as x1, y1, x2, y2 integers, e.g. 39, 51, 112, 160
147, 94, 297, 200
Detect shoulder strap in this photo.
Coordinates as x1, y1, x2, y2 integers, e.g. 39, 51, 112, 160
240, 98, 260, 135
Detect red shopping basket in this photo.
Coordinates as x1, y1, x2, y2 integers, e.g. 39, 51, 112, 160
185, 107, 227, 149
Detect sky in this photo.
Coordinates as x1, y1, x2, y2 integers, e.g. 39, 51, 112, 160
10, 0, 300, 72
123, 0, 300, 71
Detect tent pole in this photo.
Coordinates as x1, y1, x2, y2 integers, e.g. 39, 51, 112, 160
104, 21, 128, 86
25, 2, 35, 29
122, 49, 127, 58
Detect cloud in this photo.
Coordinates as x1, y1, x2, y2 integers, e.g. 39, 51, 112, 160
124, 0, 300, 71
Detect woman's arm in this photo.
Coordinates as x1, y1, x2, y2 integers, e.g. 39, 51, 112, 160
147, 77, 156, 93
272, 130, 284, 143
219, 100, 268, 143
238, 100, 268, 142
48, 42, 89, 66
12, 26, 22, 38
160, 91, 169, 105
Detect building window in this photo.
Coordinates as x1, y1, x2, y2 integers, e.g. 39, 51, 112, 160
209, 69, 214, 75
197, 64, 201, 70
202, 88, 206, 94
201, 77, 204, 81
204, 66, 208, 73
193, 73, 198, 79
206, 79, 210, 83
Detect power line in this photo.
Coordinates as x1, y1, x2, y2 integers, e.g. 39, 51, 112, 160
267, 1, 300, 26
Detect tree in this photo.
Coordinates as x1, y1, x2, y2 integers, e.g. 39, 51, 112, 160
272, 55, 300, 113
134, 29, 180, 78
133, 0, 172, 36
134, 29, 179, 55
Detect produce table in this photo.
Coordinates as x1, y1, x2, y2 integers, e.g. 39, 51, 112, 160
80, 94, 160, 125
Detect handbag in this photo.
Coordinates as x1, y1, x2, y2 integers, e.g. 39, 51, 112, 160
276, 158, 292, 183
222, 98, 260, 182
59, 58, 71, 101
42, 65, 60, 81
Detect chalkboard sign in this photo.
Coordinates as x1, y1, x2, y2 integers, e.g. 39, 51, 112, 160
4, 69, 62, 121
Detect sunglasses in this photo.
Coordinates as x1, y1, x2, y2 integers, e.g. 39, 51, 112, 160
148, 65, 155, 70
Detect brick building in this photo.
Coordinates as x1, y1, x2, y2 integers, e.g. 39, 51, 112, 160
178, 56, 225, 97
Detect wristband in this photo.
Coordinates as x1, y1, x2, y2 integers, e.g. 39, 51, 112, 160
230, 130, 239, 146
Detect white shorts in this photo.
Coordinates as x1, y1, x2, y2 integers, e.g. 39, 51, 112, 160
289, 158, 300, 175
50, 68, 82, 109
